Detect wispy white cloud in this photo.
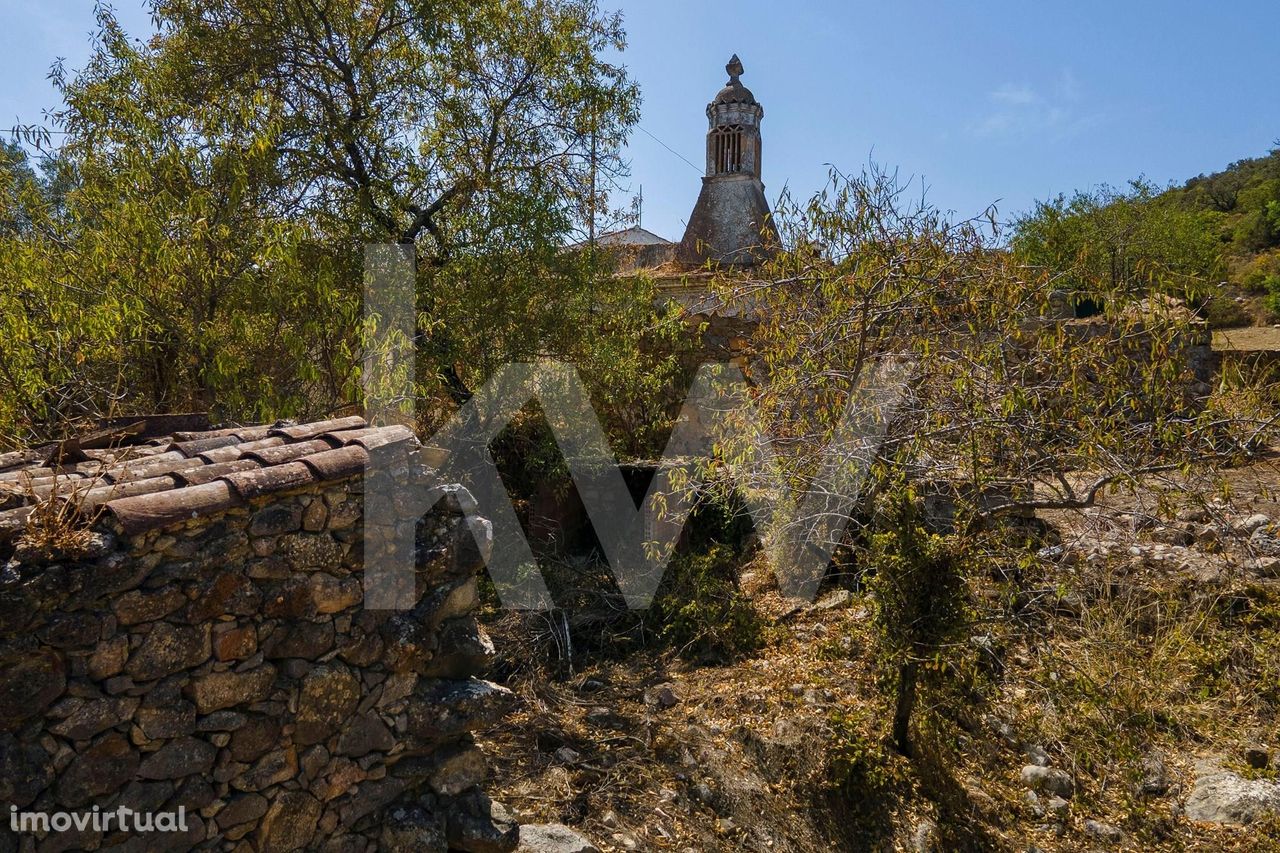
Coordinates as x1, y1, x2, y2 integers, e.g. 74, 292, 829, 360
990, 83, 1040, 107
968, 70, 1099, 141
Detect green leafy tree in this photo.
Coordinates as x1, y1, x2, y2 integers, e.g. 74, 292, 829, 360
1, 2, 679, 451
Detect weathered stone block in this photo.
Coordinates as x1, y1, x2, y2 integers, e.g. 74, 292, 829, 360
380, 803, 448, 852
379, 614, 437, 674
126, 622, 211, 682
334, 713, 394, 758
428, 742, 489, 797
424, 618, 495, 678
249, 504, 303, 538
49, 695, 139, 740
136, 700, 197, 739
277, 533, 345, 573
257, 790, 321, 853
137, 735, 216, 780
87, 634, 130, 679
0, 733, 51, 807
195, 710, 247, 732
0, 647, 65, 730
405, 679, 516, 742
262, 620, 333, 659
36, 612, 101, 649
303, 500, 329, 532
186, 571, 262, 621
295, 664, 361, 745
217, 793, 269, 830
515, 824, 600, 853
213, 623, 258, 661
310, 573, 362, 614
112, 586, 187, 625
262, 576, 318, 619
228, 715, 282, 763
415, 577, 480, 630
337, 776, 407, 828
188, 664, 277, 713
233, 746, 298, 792
337, 631, 383, 668
55, 733, 138, 807
447, 790, 520, 853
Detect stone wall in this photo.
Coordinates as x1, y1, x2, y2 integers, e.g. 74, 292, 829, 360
0, 437, 518, 852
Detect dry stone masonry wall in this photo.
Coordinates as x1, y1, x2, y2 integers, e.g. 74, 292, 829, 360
0, 417, 520, 853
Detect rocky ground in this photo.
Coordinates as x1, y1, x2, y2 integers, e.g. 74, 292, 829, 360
479, 451, 1280, 852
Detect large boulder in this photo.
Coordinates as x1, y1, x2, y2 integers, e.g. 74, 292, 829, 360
1184, 772, 1280, 824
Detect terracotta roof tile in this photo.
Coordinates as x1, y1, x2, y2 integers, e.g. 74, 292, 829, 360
243, 439, 334, 466
351, 424, 416, 452
220, 461, 315, 500
197, 437, 284, 463
0, 463, 105, 485
109, 455, 206, 483
20, 472, 96, 492
323, 427, 383, 445
77, 476, 181, 511
3, 415, 413, 536
28, 478, 100, 501
298, 445, 370, 481
230, 425, 275, 442
106, 481, 244, 536
270, 415, 368, 441
175, 458, 262, 486
0, 467, 55, 484
172, 426, 244, 442
0, 450, 46, 473
169, 435, 243, 457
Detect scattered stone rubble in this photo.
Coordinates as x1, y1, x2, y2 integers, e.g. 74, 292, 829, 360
1039, 501, 1280, 584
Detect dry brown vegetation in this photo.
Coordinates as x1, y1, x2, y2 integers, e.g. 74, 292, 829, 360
476, 450, 1280, 851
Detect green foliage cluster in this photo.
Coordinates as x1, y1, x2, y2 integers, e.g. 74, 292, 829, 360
0, 2, 677, 450
822, 707, 904, 845
649, 543, 765, 662
1176, 148, 1280, 252
1011, 178, 1225, 300
867, 494, 967, 669
1012, 147, 1280, 327
644, 489, 762, 662
866, 491, 968, 755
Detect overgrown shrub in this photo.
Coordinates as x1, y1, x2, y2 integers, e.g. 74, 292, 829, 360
866, 492, 969, 757
1205, 295, 1253, 328
650, 543, 765, 662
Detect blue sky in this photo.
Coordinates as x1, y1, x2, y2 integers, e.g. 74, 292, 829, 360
3, 1, 1278, 241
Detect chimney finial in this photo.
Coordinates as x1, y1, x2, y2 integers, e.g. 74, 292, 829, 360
726, 54, 744, 83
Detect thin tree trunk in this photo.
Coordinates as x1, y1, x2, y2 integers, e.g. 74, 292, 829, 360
892, 659, 918, 757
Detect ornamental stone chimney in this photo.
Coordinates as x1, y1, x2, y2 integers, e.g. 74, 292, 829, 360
676, 55, 776, 267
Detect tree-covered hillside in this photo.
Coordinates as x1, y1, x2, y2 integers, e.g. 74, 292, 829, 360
1012, 146, 1280, 326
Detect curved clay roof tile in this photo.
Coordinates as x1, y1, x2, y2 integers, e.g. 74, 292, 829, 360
105, 480, 244, 536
